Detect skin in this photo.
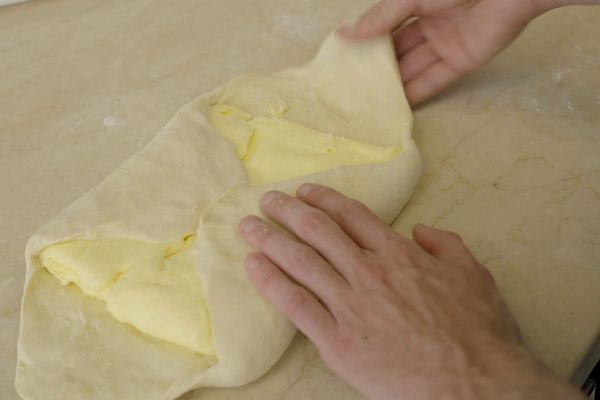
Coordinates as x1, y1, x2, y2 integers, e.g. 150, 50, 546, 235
337, 0, 600, 105
239, 185, 586, 400
238, 1, 599, 398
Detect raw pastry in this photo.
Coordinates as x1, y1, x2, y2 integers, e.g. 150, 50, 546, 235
15, 30, 421, 400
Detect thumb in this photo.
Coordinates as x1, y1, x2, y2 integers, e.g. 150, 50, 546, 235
412, 224, 478, 267
338, 0, 416, 39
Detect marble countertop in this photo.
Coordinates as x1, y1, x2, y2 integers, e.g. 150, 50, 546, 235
1, 1, 599, 399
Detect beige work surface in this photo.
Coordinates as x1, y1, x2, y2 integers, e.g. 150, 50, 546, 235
1, 1, 599, 399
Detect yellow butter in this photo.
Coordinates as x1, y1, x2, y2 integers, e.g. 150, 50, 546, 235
40, 236, 214, 355
211, 104, 401, 185
210, 105, 254, 159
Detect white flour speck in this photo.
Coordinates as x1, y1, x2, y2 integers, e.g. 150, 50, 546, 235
566, 99, 575, 112
103, 115, 121, 128
552, 67, 576, 83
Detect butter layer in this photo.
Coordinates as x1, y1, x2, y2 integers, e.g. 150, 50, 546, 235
40, 236, 214, 355
211, 104, 401, 185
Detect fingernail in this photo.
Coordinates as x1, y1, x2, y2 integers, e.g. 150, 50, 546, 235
246, 253, 263, 270
297, 183, 315, 198
240, 216, 259, 233
261, 191, 278, 208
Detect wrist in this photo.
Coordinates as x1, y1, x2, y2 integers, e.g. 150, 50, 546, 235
464, 341, 586, 400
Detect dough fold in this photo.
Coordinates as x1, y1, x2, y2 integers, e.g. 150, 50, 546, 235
15, 31, 421, 400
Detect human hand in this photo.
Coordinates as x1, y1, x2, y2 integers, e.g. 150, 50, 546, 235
338, 0, 541, 105
238, 184, 585, 400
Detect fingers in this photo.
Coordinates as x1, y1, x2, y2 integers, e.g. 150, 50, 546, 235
244, 252, 336, 344
296, 184, 394, 251
258, 191, 364, 278
412, 224, 478, 267
338, 0, 416, 39
239, 215, 349, 308
398, 42, 440, 83
338, 0, 473, 40
403, 60, 461, 105
393, 21, 425, 56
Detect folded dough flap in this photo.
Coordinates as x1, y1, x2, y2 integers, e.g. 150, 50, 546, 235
17, 30, 420, 400
213, 33, 411, 149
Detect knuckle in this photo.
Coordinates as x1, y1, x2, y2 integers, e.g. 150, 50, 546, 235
298, 211, 329, 236
363, 264, 389, 284
285, 290, 311, 319
286, 246, 315, 269
394, 251, 415, 268
357, 253, 389, 284
339, 199, 370, 221
255, 269, 278, 291
386, 238, 420, 264
380, 229, 401, 247
326, 331, 356, 362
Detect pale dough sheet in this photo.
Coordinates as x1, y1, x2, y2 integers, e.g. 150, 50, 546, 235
15, 31, 421, 400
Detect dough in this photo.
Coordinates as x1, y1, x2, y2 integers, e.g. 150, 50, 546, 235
15, 30, 421, 400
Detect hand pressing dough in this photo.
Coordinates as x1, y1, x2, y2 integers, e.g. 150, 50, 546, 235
15, 31, 421, 400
